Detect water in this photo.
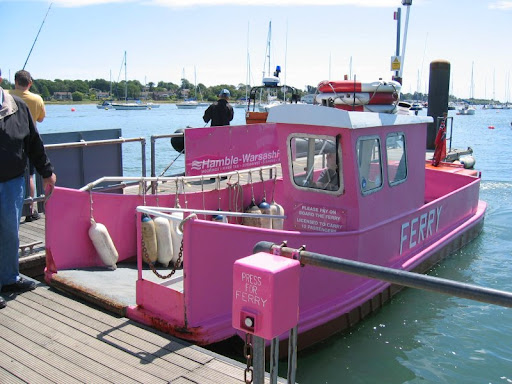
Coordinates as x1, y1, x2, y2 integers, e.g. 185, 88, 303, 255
41, 104, 512, 383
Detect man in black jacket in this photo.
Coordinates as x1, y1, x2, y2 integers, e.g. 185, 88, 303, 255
203, 89, 234, 126
0, 68, 56, 309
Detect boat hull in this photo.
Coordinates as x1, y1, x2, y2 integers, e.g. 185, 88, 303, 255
112, 103, 148, 110
44, 171, 485, 349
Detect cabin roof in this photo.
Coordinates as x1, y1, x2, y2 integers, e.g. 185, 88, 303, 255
267, 104, 433, 129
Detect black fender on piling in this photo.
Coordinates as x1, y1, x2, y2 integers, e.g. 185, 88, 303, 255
171, 128, 185, 153
426, 60, 450, 150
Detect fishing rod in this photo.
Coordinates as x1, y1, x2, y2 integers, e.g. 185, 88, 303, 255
23, 2, 53, 70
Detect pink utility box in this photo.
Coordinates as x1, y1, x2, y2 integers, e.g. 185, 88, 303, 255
232, 252, 300, 340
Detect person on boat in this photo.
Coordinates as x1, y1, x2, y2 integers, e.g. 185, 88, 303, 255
316, 143, 339, 190
0, 68, 56, 309
203, 89, 234, 126
9, 70, 47, 222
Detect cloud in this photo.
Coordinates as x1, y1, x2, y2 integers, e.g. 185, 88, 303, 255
489, 1, 512, 9
50, 0, 397, 7
147, 0, 397, 6
51, 0, 135, 7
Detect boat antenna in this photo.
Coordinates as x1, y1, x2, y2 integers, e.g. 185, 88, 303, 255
399, 0, 413, 80
23, 2, 53, 70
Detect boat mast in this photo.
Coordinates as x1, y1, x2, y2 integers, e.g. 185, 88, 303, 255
124, 51, 127, 102
399, 0, 413, 80
263, 21, 272, 79
246, 22, 250, 101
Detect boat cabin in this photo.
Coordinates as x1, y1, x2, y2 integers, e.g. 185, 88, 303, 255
267, 104, 430, 232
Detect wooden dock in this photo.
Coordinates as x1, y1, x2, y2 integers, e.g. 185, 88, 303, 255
0, 280, 264, 383
15, 214, 279, 383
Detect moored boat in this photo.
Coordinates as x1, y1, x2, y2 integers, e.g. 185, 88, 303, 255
96, 100, 113, 109
44, 102, 485, 352
176, 99, 199, 109
457, 104, 476, 115
111, 102, 148, 110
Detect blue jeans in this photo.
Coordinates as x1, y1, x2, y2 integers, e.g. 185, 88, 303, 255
0, 175, 25, 290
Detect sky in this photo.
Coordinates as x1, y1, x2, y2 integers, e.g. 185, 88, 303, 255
1, 0, 512, 101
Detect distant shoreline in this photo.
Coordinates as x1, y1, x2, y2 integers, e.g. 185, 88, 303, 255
45, 100, 177, 105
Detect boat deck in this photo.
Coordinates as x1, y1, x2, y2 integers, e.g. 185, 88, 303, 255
0, 278, 270, 384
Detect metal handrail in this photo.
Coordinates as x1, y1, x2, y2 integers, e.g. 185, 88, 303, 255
79, 164, 278, 192
250, 241, 512, 384
25, 136, 147, 210
253, 241, 512, 308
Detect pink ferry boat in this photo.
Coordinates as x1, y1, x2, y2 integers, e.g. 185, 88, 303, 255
44, 103, 486, 350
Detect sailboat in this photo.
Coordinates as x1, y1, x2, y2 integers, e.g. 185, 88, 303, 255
176, 67, 199, 109
112, 51, 149, 110
457, 62, 476, 115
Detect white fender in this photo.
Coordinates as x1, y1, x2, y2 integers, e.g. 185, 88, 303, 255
243, 203, 263, 227
270, 202, 285, 230
88, 219, 118, 269
459, 155, 476, 169
258, 200, 272, 229
154, 216, 174, 267
170, 212, 184, 265
212, 211, 229, 223
141, 214, 158, 264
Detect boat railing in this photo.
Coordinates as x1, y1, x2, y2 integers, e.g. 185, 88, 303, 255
150, 132, 186, 193
436, 115, 454, 151
27, 136, 147, 209
79, 164, 278, 192
137, 205, 286, 223
244, 241, 512, 384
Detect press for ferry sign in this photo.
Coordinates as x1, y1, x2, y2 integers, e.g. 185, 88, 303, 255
184, 123, 280, 176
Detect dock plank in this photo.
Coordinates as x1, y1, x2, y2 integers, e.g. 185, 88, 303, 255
0, 351, 52, 384
11, 295, 173, 383
33, 286, 214, 365
0, 335, 82, 384
22, 289, 203, 374
0, 284, 253, 383
0, 319, 112, 384
0, 370, 26, 384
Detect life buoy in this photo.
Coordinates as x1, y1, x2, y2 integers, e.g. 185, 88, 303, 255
154, 216, 174, 267
318, 80, 401, 94
316, 92, 398, 106
88, 219, 118, 269
333, 104, 398, 113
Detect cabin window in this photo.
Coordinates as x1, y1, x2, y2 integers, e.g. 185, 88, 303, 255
386, 132, 407, 185
357, 136, 382, 194
289, 135, 343, 193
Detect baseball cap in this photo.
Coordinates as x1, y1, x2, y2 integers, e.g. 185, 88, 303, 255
219, 89, 230, 97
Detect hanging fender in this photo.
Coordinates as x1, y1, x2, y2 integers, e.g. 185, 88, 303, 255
170, 212, 184, 266
88, 219, 119, 269
258, 199, 272, 229
141, 214, 158, 264
154, 216, 173, 267
243, 201, 263, 227
270, 201, 285, 230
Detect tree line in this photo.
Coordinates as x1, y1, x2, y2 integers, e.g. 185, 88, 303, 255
0, 77, 309, 102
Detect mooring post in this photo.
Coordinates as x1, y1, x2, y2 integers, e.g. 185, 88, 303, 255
427, 60, 451, 150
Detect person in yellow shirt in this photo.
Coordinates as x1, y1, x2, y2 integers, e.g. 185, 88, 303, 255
9, 70, 46, 222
